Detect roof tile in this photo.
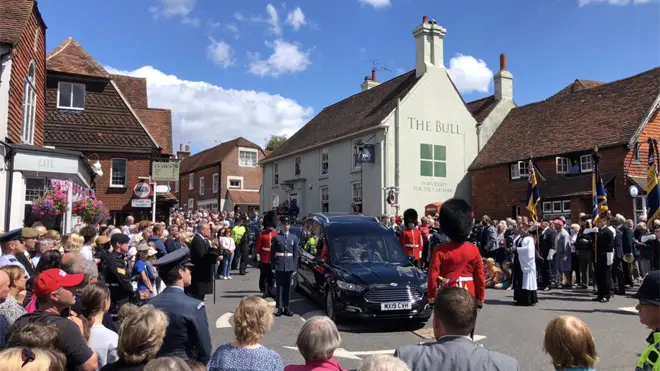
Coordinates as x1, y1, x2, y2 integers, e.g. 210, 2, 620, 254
111, 74, 148, 108
180, 137, 262, 173
46, 38, 109, 78
136, 108, 173, 155
0, 0, 33, 45
466, 95, 498, 123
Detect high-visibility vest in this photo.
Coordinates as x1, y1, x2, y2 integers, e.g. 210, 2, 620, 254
232, 226, 246, 246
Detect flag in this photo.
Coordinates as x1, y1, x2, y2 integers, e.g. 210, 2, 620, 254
526, 159, 541, 222
592, 149, 608, 222
646, 139, 660, 223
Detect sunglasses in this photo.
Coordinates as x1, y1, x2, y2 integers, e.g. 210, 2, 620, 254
21, 348, 35, 368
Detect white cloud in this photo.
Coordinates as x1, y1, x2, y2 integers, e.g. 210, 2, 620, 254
248, 39, 311, 77
358, 0, 391, 8
225, 23, 239, 38
234, 12, 245, 21
265, 4, 282, 36
286, 7, 306, 30
105, 65, 314, 151
206, 38, 235, 68
149, 0, 199, 26
579, 0, 650, 5
447, 54, 493, 94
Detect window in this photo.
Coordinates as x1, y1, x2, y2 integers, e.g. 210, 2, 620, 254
228, 176, 242, 189
352, 140, 363, 170
57, 82, 85, 110
110, 158, 127, 187
25, 178, 45, 203
213, 174, 219, 193
199, 176, 205, 195
562, 200, 571, 213
273, 163, 279, 185
420, 144, 447, 177
238, 149, 258, 167
351, 182, 362, 211
294, 156, 302, 176
187, 198, 194, 210
542, 202, 552, 213
633, 142, 641, 162
556, 157, 569, 174
320, 186, 329, 212
580, 154, 593, 173
320, 148, 329, 176
552, 201, 562, 213
271, 195, 280, 209
21, 61, 37, 144
510, 161, 529, 179
189, 173, 194, 190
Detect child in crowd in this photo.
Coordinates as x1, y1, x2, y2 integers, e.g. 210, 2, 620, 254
543, 315, 598, 371
495, 261, 512, 289
484, 258, 501, 288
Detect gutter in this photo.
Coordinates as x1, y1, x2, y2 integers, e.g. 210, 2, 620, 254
394, 98, 401, 216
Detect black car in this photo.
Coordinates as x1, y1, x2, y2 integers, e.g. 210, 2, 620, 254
295, 212, 432, 323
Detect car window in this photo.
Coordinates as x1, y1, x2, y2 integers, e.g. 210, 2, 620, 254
326, 226, 410, 266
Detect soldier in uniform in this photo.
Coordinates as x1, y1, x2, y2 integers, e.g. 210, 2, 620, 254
399, 209, 424, 268
593, 215, 615, 303
256, 211, 278, 298
105, 233, 134, 313
270, 216, 300, 317
149, 247, 212, 364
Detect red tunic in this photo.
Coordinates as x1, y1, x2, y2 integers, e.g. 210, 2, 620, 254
255, 230, 278, 264
399, 228, 423, 259
427, 241, 485, 304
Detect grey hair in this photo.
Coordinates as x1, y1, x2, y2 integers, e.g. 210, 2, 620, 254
83, 261, 99, 282
296, 316, 341, 362
614, 214, 626, 226
143, 356, 191, 371
196, 222, 209, 232
108, 228, 122, 237
358, 355, 410, 371
72, 223, 85, 234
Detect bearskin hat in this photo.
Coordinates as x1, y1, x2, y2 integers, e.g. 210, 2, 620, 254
403, 208, 418, 225
263, 211, 278, 229
439, 198, 473, 243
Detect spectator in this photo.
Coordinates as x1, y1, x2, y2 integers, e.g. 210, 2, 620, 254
186, 361, 207, 371
101, 305, 168, 371
62, 233, 84, 254
285, 316, 345, 371
358, 355, 409, 371
0, 347, 53, 371
117, 303, 139, 325
207, 296, 283, 371
0, 265, 27, 324
0, 271, 10, 347
144, 357, 192, 371
34, 250, 61, 274
82, 283, 119, 369
543, 316, 598, 371
394, 287, 519, 371
8, 323, 59, 350
79, 226, 97, 262
148, 224, 168, 258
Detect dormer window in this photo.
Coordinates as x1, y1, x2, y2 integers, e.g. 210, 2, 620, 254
510, 161, 529, 180
57, 82, 85, 110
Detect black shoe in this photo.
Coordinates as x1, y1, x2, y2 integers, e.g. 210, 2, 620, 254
592, 296, 603, 302
543, 287, 551, 291
284, 309, 294, 317
262, 292, 268, 298
215, 275, 222, 280
599, 297, 610, 303
275, 309, 283, 317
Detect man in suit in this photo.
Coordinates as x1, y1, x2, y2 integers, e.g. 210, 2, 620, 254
594, 215, 615, 303
186, 222, 220, 301
613, 214, 632, 294
271, 216, 300, 317
395, 287, 519, 371
539, 220, 557, 291
150, 247, 212, 364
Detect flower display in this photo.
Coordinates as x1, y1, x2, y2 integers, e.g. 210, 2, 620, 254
72, 197, 109, 224
31, 188, 68, 217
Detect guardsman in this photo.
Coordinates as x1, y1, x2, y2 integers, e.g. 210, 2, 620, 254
399, 209, 424, 268
634, 270, 660, 371
150, 246, 212, 364
105, 233, 134, 313
256, 211, 278, 298
270, 216, 300, 317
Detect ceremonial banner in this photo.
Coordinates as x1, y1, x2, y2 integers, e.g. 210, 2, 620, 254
525, 159, 540, 222
591, 149, 608, 222
646, 139, 660, 223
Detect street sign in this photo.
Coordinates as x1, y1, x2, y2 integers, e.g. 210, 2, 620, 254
156, 184, 171, 193
133, 182, 152, 199
152, 162, 180, 182
131, 199, 152, 208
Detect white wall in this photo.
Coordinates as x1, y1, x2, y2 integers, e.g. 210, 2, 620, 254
9, 171, 25, 230
478, 99, 516, 151
0, 52, 12, 229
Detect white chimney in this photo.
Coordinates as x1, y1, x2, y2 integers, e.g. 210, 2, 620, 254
494, 53, 513, 100
361, 68, 380, 92
412, 16, 447, 78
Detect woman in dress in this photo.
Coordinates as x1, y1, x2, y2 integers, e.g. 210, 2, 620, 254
513, 220, 538, 306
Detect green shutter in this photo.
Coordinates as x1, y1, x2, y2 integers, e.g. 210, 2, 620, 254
420, 144, 433, 160
421, 161, 433, 177
434, 162, 447, 177
434, 145, 446, 161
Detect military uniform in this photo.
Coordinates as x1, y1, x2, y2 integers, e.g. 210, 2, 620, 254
270, 216, 300, 316
150, 247, 212, 364
634, 270, 660, 371
399, 209, 424, 268
105, 234, 134, 313
256, 211, 278, 298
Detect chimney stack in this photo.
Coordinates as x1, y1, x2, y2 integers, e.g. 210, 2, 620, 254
494, 53, 513, 100
177, 143, 191, 160
371, 68, 377, 82
412, 15, 447, 78
360, 68, 381, 92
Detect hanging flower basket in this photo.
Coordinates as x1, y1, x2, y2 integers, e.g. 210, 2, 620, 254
72, 198, 109, 225
31, 189, 68, 218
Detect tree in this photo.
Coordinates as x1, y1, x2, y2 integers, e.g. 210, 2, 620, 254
265, 134, 288, 151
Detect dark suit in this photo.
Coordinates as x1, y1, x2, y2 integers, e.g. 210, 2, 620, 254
186, 234, 219, 300
539, 227, 557, 289
148, 286, 212, 364
395, 336, 520, 371
270, 231, 300, 310
619, 225, 634, 287
595, 227, 614, 299
165, 237, 181, 254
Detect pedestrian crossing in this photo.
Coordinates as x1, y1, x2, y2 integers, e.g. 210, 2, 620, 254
618, 306, 638, 314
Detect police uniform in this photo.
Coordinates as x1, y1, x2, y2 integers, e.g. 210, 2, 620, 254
105, 234, 134, 313
0, 228, 33, 278
270, 216, 300, 317
149, 247, 212, 364
256, 211, 278, 298
634, 270, 660, 371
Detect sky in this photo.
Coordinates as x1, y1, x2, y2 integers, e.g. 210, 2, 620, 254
39, 0, 659, 154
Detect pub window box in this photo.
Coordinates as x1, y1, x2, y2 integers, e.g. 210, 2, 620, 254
510, 161, 529, 180
57, 82, 85, 110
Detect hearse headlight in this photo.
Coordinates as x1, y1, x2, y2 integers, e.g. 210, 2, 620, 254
419, 281, 428, 290
336, 280, 366, 292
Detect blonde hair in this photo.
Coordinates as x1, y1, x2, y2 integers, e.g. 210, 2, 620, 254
62, 233, 84, 252
359, 355, 410, 371
118, 305, 169, 364
543, 316, 598, 369
0, 348, 52, 371
571, 224, 580, 235
233, 296, 273, 345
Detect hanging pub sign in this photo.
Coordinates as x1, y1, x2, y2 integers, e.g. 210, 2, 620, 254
354, 143, 376, 164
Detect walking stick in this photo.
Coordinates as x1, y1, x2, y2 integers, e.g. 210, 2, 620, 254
213, 262, 217, 305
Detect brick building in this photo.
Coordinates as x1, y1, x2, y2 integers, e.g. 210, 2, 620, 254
44, 37, 175, 225
469, 67, 660, 224
0, 0, 95, 231
177, 137, 264, 212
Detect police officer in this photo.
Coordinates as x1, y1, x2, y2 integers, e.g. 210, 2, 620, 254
105, 233, 134, 313
270, 216, 300, 317
634, 270, 660, 371
149, 247, 212, 364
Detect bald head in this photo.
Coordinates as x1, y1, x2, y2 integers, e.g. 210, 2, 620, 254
61, 252, 85, 275
0, 271, 10, 302
34, 226, 47, 236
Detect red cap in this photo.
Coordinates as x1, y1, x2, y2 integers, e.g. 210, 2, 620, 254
33, 269, 84, 298
554, 220, 564, 226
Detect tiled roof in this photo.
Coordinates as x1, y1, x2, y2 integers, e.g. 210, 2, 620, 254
0, 0, 33, 45
227, 190, 260, 205
265, 70, 419, 161
541, 172, 615, 198
466, 95, 498, 123
546, 79, 606, 101
111, 74, 148, 108
180, 137, 262, 174
46, 38, 109, 78
136, 108, 173, 155
469, 67, 660, 171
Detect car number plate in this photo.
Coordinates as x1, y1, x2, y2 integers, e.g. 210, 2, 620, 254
380, 302, 412, 311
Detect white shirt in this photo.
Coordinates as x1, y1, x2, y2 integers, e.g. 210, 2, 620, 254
81, 244, 94, 262
88, 324, 119, 369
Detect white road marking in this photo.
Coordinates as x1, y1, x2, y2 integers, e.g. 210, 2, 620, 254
473, 335, 487, 342
618, 306, 638, 314
216, 313, 233, 329
352, 349, 396, 356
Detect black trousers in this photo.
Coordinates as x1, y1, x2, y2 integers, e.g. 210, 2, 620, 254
611, 257, 625, 293
259, 263, 274, 295
595, 259, 612, 299
275, 271, 293, 309
232, 244, 251, 273
540, 257, 553, 288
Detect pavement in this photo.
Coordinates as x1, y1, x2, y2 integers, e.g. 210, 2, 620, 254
205, 264, 648, 371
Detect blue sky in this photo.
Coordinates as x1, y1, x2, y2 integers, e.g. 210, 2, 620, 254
39, 0, 659, 153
